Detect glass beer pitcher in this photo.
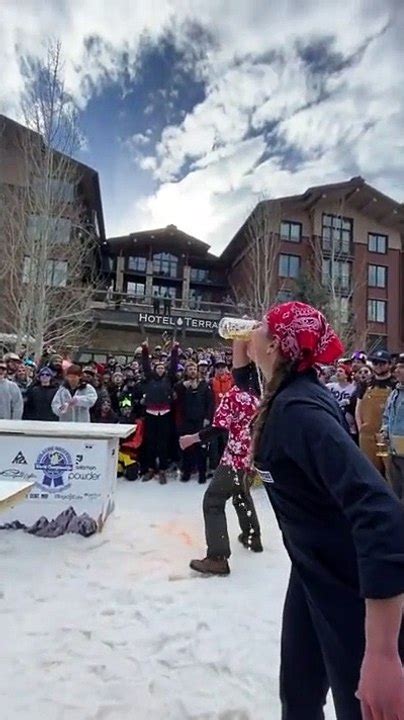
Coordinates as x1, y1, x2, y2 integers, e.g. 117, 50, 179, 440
218, 317, 260, 340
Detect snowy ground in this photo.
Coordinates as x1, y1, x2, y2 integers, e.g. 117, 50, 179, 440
0, 479, 336, 720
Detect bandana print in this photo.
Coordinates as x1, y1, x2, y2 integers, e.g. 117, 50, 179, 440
266, 301, 344, 372
213, 385, 259, 471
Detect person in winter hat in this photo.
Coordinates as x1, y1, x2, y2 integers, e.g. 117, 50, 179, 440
0, 358, 23, 419
23, 367, 58, 421
51, 365, 97, 422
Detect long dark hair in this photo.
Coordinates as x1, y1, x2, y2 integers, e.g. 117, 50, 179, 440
251, 355, 295, 458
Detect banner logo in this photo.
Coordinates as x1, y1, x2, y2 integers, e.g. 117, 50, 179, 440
12, 451, 28, 465
35, 447, 73, 492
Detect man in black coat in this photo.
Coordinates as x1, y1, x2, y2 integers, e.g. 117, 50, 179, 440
175, 361, 213, 483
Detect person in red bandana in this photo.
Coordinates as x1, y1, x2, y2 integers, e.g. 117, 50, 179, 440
233, 301, 404, 720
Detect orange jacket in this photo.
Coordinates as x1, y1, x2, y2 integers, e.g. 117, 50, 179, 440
211, 373, 234, 408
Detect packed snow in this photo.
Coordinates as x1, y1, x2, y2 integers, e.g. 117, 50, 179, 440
0, 478, 336, 719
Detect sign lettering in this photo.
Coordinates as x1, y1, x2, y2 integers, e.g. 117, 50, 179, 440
137, 313, 218, 332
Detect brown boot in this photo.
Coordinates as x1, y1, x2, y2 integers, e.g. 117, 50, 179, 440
189, 557, 230, 576
159, 471, 167, 485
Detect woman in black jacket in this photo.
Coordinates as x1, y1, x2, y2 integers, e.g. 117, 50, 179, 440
23, 367, 58, 421
233, 301, 404, 720
141, 341, 178, 484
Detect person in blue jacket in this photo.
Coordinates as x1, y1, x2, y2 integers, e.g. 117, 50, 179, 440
233, 301, 404, 720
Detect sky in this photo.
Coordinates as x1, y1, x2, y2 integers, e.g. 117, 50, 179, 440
1, 0, 403, 254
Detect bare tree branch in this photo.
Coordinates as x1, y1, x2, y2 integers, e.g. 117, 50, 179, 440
229, 200, 284, 318
0, 40, 98, 359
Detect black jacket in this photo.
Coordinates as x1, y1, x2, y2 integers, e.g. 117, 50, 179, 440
23, 384, 58, 421
234, 365, 404, 601
175, 379, 213, 431
141, 346, 177, 410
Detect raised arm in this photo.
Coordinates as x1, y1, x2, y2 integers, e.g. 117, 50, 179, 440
141, 341, 152, 380
168, 342, 179, 384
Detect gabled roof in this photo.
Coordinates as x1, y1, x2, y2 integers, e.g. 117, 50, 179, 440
107, 225, 210, 256
221, 177, 404, 265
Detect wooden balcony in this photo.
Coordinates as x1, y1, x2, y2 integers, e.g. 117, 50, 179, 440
90, 291, 240, 335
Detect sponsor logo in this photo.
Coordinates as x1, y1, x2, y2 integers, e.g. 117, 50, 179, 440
12, 451, 28, 465
67, 471, 101, 482
0, 468, 36, 481
34, 447, 73, 493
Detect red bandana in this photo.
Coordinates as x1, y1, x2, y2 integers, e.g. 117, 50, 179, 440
266, 302, 344, 372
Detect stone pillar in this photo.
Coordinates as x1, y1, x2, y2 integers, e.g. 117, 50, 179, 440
145, 260, 153, 305
182, 264, 190, 308
115, 255, 124, 292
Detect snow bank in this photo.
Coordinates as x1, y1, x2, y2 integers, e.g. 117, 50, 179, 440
0, 479, 336, 719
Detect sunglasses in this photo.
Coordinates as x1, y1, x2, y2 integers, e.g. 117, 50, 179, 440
372, 360, 388, 366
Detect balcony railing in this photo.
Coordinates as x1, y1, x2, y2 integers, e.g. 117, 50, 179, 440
91, 290, 239, 318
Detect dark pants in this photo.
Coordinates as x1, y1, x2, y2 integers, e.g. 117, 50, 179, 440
203, 464, 261, 558
182, 443, 207, 482
389, 455, 404, 500
153, 299, 160, 314
145, 412, 171, 471
280, 568, 364, 720
209, 432, 228, 471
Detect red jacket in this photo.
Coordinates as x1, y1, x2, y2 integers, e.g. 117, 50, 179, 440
211, 373, 234, 409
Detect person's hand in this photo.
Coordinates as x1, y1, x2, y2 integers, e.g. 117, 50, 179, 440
180, 434, 197, 450
142, 340, 148, 349
69, 397, 78, 407
356, 651, 404, 719
60, 403, 69, 414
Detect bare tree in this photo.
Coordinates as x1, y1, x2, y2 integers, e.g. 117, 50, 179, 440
295, 201, 368, 351
228, 200, 284, 318
0, 41, 98, 359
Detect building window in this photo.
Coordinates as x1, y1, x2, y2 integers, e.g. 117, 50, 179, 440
280, 221, 302, 243
368, 264, 387, 288
340, 297, 349, 324
278, 254, 300, 278
322, 259, 351, 292
128, 256, 147, 272
367, 299, 386, 323
127, 281, 145, 296
153, 284, 177, 298
46, 260, 68, 287
153, 252, 178, 278
368, 233, 387, 254
367, 334, 388, 352
190, 267, 210, 282
276, 289, 293, 302
322, 213, 353, 254
33, 178, 74, 203
27, 215, 71, 244
23, 257, 67, 286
